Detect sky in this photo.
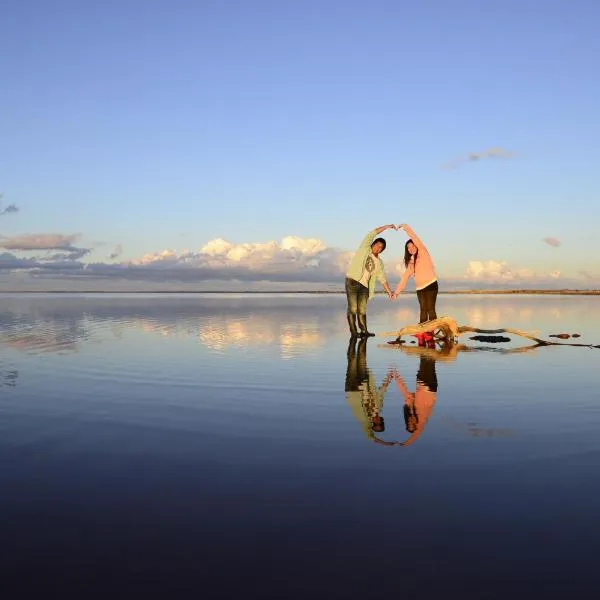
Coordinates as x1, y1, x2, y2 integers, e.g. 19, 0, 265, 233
1, 0, 599, 290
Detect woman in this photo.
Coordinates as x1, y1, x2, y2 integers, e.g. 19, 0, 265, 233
394, 223, 439, 333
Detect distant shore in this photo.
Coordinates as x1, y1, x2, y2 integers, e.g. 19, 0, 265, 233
1, 289, 600, 295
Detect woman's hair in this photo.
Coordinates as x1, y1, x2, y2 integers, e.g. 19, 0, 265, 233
404, 239, 417, 269
403, 404, 418, 433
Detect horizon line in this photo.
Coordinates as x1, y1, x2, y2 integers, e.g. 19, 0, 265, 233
1, 289, 599, 295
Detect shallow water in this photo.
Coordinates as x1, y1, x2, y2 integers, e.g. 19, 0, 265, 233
1, 293, 600, 597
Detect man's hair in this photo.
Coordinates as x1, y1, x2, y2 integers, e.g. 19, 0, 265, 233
371, 237, 386, 251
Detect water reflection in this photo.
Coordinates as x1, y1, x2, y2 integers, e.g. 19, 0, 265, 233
344, 338, 393, 443
0, 295, 336, 357
391, 356, 438, 446
344, 338, 439, 447
200, 317, 323, 358
383, 338, 544, 361
349, 338, 526, 446
0, 363, 18, 388
1, 294, 598, 357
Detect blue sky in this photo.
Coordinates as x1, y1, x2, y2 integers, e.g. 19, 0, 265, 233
1, 0, 599, 289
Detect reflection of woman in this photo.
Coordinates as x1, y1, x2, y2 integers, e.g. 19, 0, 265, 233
393, 356, 438, 446
345, 337, 393, 440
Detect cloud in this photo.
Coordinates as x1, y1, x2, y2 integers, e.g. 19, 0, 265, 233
464, 259, 562, 285
0, 230, 596, 291
0, 193, 19, 216
0, 233, 91, 262
0, 203, 19, 216
105, 236, 356, 283
108, 244, 123, 260
0, 252, 39, 270
0, 233, 80, 251
443, 147, 516, 170
543, 237, 561, 247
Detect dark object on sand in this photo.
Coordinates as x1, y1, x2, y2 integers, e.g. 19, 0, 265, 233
469, 335, 511, 343
572, 333, 581, 338
386, 339, 406, 345
550, 333, 571, 339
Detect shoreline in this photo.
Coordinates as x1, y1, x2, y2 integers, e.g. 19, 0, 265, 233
1, 289, 599, 296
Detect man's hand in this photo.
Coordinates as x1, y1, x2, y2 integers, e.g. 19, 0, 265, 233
387, 290, 394, 300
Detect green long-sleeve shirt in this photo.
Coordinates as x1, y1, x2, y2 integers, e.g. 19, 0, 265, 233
345, 229, 388, 299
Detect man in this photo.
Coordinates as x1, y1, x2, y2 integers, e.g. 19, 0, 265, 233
345, 224, 395, 337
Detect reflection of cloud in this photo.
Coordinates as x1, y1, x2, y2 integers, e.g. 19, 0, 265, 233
280, 328, 323, 359
199, 316, 323, 358
465, 307, 502, 327
0, 363, 18, 387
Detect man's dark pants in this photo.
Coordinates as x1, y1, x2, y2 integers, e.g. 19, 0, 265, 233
345, 277, 369, 335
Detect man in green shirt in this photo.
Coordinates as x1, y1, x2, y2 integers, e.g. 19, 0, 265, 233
345, 224, 396, 337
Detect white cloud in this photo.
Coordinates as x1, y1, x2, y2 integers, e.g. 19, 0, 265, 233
111, 236, 367, 284
464, 259, 563, 285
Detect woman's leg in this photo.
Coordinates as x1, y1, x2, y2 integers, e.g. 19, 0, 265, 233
418, 281, 439, 322
416, 288, 428, 323
426, 281, 438, 321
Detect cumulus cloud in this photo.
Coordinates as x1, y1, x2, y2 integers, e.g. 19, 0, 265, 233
108, 236, 355, 283
465, 259, 561, 285
543, 237, 561, 247
443, 147, 516, 170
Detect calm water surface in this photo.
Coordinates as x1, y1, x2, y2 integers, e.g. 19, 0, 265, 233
1, 293, 600, 597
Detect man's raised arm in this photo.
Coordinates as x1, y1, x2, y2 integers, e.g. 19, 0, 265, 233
357, 224, 397, 249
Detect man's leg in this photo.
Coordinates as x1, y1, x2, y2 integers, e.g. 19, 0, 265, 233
345, 277, 359, 337
356, 284, 373, 336
344, 336, 359, 392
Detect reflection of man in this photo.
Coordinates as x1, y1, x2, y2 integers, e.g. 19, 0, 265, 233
392, 356, 438, 446
345, 337, 393, 440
